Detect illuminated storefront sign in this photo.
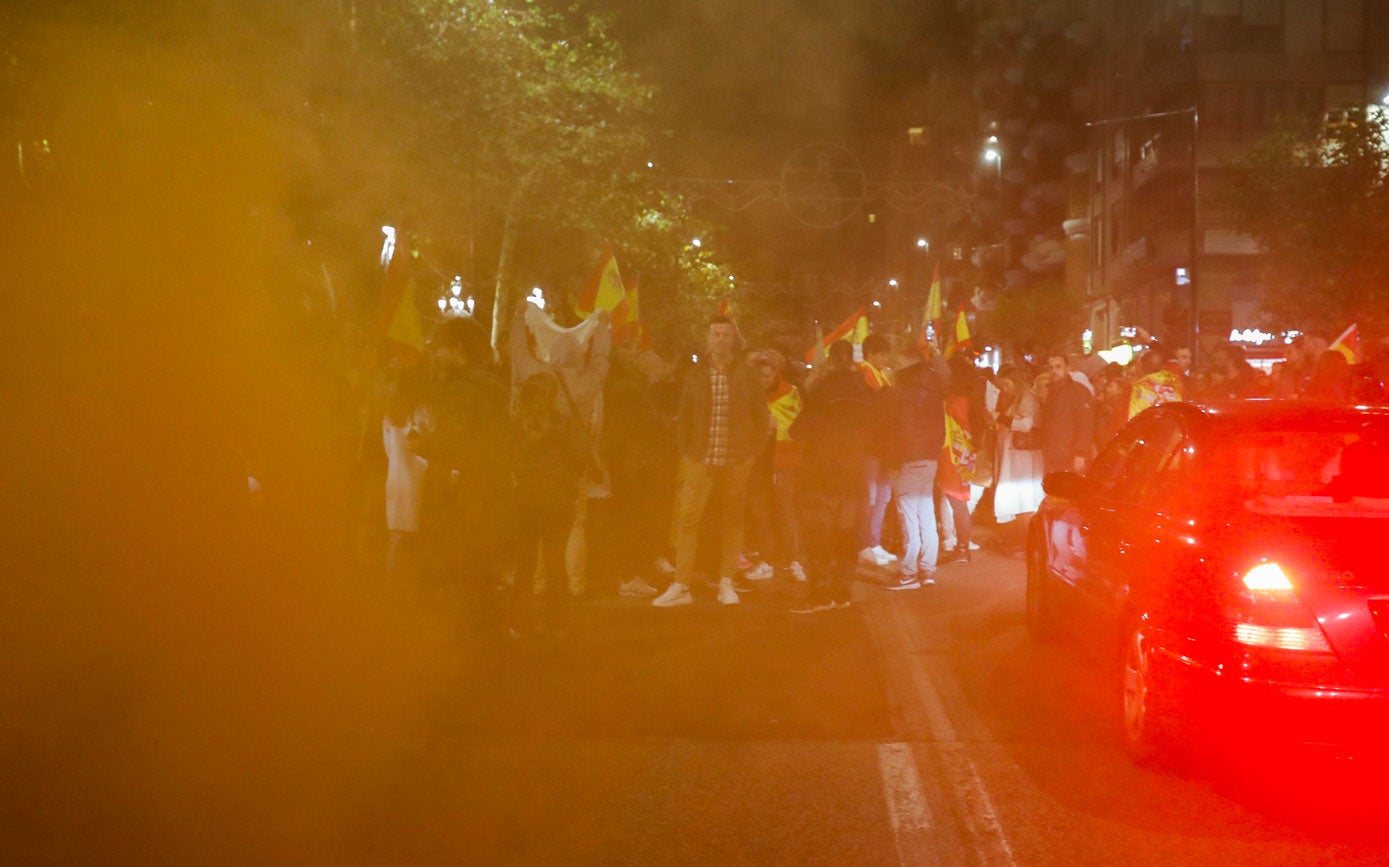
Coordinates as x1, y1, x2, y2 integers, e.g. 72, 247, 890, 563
1229, 328, 1278, 346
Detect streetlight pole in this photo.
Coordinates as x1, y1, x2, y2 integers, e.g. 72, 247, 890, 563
1084, 106, 1200, 368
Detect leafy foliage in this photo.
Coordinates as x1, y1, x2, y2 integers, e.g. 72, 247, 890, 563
1222, 113, 1389, 334
984, 277, 1082, 360
2, 1, 735, 354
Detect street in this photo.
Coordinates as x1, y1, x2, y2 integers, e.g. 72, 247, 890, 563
331, 539, 1389, 865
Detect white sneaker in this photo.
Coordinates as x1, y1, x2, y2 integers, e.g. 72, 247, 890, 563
654, 556, 676, 576
652, 583, 692, 607
872, 545, 898, 563
717, 577, 740, 605
788, 561, 806, 582
967, 541, 981, 551
745, 561, 774, 581
858, 547, 881, 566
620, 577, 659, 598
942, 538, 957, 552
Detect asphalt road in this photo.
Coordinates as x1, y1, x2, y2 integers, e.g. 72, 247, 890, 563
335, 537, 1389, 865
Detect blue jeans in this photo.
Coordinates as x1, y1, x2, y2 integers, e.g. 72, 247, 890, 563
892, 460, 939, 577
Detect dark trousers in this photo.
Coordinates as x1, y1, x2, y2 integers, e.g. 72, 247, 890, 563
798, 488, 858, 605
511, 496, 577, 632
941, 492, 971, 552
593, 468, 664, 588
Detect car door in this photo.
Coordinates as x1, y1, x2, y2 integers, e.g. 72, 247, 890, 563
1077, 412, 1189, 655
1044, 421, 1145, 621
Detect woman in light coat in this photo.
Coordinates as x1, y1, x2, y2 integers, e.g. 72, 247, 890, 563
993, 367, 1045, 525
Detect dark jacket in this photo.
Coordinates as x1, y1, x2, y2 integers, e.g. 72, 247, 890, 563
789, 368, 873, 494
883, 360, 946, 467
511, 412, 589, 506
1040, 376, 1095, 474
677, 354, 772, 465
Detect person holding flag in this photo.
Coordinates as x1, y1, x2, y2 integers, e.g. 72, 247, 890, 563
748, 351, 807, 583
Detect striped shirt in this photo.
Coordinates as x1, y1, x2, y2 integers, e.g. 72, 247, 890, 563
705, 365, 731, 466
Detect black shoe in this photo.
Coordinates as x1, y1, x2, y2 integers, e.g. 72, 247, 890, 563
940, 548, 971, 566
885, 575, 922, 591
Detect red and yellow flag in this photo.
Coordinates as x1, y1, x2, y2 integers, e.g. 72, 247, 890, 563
918, 261, 943, 352
1330, 323, 1361, 364
576, 243, 626, 316
943, 306, 970, 359
610, 275, 641, 343
375, 231, 424, 365
938, 394, 976, 500
805, 305, 868, 362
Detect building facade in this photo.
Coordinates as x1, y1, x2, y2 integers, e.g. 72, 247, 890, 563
1076, 0, 1389, 357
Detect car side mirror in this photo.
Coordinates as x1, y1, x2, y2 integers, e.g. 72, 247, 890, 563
1042, 470, 1090, 500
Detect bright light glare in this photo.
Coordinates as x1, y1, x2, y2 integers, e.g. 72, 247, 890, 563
1243, 562, 1294, 593
380, 226, 397, 267
916, 238, 928, 249
887, 279, 898, 287
1234, 623, 1329, 653
983, 148, 1000, 162
692, 238, 702, 247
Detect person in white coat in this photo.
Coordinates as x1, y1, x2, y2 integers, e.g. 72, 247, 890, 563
382, 368, 429, 579
992, 366, 1045, 525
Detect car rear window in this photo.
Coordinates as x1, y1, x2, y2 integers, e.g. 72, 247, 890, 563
1231, 426, 1389, 516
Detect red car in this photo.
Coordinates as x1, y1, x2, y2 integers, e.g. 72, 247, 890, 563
1027, 400, 1389, 762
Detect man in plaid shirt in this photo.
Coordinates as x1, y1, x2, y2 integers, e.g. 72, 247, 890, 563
653, 316, 773, 607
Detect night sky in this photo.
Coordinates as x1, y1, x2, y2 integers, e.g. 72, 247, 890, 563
590, 0, 968, 179
588, 0, 975, 317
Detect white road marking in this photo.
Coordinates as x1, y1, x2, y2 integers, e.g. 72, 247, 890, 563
872, 601, 1017, 867
876, 742, 937, 867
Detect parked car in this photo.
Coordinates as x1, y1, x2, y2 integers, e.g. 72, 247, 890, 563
1027, 400, 1389, 762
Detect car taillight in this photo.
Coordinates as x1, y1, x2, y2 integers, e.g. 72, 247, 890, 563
1226, 561, 1333, 654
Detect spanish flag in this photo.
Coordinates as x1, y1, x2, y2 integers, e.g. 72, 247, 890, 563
576, 243, 626, 316
1330, 323, 1361, 364
918, 261, 943, 352
610, 275, 640, 343
943, 306, 970, 359
375, 231, 424, 365
805, 305, 869, 362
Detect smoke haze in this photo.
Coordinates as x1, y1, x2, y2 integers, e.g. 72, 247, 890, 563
1, 17, 459, 863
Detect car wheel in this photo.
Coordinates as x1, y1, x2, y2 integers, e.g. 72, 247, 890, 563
1118, 620, 1177, 764
1025, 526, 1057, 641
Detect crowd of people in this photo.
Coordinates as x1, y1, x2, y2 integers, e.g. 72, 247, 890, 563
372, 312, 1389, 634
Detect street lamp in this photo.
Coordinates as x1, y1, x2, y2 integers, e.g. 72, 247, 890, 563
982, 136, 1002, 182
